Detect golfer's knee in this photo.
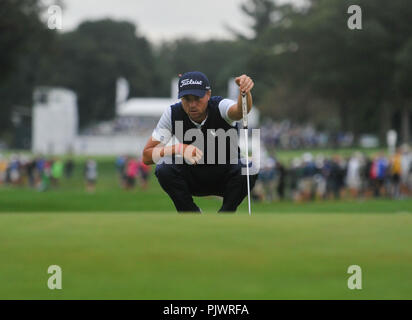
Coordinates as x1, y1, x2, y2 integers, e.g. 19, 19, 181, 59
155, 163, 174, 182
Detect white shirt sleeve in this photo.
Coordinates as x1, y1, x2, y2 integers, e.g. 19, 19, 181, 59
152, 106, 173, 144
218, 98, 237, 126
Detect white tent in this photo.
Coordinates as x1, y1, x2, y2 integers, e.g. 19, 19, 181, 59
116, 77, 260, 127
117, 98, 178, 117
117, 97, 259, 128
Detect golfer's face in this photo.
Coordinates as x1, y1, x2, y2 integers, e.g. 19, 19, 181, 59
181, 91, 210, 122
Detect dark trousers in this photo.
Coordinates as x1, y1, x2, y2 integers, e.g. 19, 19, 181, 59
155, 160, 258, 213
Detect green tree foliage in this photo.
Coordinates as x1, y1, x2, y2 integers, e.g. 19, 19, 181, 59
0, 0, 48, 82
155, 38, 250, 97
240, 0, 277, 38
241, 0, 412, 142
47, 19, 157, 128
2, 0, 412, 146
0, 0, 53, 135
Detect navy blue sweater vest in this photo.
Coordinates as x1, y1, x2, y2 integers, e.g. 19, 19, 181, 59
171, 96, 240, 165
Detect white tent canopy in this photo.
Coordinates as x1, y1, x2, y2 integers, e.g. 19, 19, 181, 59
116, 77, 260, 126
117, 98, 178, 117
117, 97, 260, 128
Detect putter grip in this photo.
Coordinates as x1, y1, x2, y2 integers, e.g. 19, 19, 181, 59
241, 94, 248, 129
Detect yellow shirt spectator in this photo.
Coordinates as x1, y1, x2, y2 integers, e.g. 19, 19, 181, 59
391, 153, 402, 175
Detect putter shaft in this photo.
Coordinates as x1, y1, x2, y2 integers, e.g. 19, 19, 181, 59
242, 94, 251, 216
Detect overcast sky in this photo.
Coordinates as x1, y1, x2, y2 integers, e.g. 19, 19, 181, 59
60, 0, 305, 44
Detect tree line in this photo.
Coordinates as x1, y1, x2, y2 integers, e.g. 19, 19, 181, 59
0, 0, 411, 146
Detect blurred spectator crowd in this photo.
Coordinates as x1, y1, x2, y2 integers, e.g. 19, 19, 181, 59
0, 153, 151, 193
254, 146, 412, 202
261, 120, 354, 149
2, 145, 411, 203
0, 154, 76, 191
115, 155, 151, 190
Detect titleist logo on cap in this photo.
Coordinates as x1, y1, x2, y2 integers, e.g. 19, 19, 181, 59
180, 79, 203, 87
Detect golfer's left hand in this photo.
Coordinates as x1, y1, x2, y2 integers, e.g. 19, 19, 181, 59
235, 75, 254, 95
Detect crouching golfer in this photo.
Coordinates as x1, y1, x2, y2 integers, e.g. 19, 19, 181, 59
142, 71, 258, 212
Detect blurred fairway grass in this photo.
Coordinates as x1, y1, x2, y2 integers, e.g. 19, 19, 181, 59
1, 186, 412, 213
0, 213, 411, 299
1, 150, 411, 299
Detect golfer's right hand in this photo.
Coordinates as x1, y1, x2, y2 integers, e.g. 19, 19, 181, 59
182, 144, 203, 165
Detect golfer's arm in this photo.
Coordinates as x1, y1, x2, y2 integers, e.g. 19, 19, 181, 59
142, 138, 181, 165
227, 91, 253, 121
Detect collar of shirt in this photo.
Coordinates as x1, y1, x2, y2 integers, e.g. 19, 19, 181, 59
188, 112, 208, 129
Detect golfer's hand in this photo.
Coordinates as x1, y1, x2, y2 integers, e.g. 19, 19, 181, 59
182, 144, 203, 165
235, 75, 254, 95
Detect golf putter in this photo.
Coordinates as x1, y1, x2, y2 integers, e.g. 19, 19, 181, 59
242, 93, 251, 216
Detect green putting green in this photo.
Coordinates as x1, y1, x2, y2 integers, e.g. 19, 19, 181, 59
1, 155, 411, 299
0, 213, 411, 299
